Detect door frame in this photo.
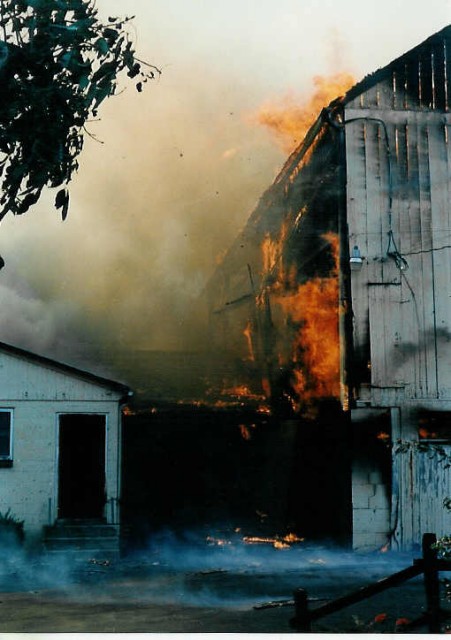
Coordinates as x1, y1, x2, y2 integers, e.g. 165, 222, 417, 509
55, 412, 109, 521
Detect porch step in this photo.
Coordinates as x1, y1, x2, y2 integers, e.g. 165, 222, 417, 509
43, 521, 120, 558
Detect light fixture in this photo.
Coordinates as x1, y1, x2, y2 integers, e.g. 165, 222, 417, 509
349, 245, 364, 271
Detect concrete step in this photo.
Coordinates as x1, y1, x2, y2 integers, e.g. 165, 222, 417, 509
43, 521, 121, 558
44, 537, 119, 551
44, 524, 119, 538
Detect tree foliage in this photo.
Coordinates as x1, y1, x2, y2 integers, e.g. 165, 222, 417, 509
0, 0, 158, 223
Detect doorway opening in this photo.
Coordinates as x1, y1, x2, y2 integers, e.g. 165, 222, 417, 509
58, 414, 106, 520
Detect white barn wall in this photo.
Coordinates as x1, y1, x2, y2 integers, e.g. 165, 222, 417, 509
345, 56, 451, 548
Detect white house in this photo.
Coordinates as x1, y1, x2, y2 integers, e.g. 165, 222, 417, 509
0, 340, 131, 552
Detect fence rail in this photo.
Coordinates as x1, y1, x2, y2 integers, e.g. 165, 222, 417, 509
290, 533, 451, 633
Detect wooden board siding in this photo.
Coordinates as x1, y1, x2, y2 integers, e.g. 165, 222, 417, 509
393, 443, 451, 548
346, 33, 451, 112
346, 44, 451, 548
345, 108, 451, 402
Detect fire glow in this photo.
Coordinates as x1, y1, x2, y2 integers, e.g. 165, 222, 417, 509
206, 532, 304, 550
259, 230, 341, 414
243, 533, 305, 549
254, 72, 355, 153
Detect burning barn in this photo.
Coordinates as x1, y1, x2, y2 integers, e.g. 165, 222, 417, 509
204, 26, 451, 551
0, 340, 130, 553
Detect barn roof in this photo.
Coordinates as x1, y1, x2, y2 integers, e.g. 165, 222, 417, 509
0, 340, 131, 398
342, 23, 451, 106
272, 24, 451, 188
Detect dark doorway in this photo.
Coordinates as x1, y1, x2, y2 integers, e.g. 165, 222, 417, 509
58, 414, 106, 520
286, 401, 353, 546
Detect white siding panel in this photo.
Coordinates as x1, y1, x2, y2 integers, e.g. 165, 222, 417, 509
0, 352, 123, 402
346, 109, 451, 402
0, 349, 125, 546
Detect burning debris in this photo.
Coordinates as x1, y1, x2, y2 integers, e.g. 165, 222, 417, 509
206, 531, 305, 550
242, 533, 305, 550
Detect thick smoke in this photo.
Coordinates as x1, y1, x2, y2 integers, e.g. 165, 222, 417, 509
0, 23, 356, 380
0, 64, 283, 370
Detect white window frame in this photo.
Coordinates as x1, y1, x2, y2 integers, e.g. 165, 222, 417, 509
0, 409, 13, 461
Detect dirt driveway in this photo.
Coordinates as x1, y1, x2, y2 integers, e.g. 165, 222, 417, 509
0, 538, 449, 633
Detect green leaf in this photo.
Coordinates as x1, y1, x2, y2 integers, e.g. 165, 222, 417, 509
55, 188, 69, 220
95, 37, 109, 55
78, 75, 89, 90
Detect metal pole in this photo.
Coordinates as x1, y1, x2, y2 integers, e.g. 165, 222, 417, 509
290, 588, 311, 632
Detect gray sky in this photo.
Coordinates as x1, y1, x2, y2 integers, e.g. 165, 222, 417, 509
0, 1, 450, 361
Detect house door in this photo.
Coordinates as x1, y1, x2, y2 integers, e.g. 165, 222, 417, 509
58, 414, 106, 520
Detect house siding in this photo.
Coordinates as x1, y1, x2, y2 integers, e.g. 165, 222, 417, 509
0, 349, 125, 548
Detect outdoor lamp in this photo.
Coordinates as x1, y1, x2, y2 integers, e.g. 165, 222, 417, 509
349, 245, 364, 271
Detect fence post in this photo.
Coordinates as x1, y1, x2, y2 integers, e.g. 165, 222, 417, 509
422, 532, 441, 633
290, 588, 311, 632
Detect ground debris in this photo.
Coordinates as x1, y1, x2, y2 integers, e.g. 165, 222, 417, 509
253, 596, 326, 610
190, 569, 228, 576
253, 598, 294, 610
88, 559, 111, 567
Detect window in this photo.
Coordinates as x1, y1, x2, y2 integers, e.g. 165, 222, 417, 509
0, 410, 13, 467
418, 411, 451, 442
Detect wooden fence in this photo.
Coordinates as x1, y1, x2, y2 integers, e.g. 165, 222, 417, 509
290, 533, 451, 633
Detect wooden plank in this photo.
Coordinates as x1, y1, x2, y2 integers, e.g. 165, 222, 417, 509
298, 563, 423, 625
416, 121, 438, 398
415, 445, 451, 539
429, 115, 451, 397
405, 56, 421, 110
399, 119, 427, 398
345, 118, 371, 369
420, 49, 435, 109
431, 41, 446, 111
398, 443, 416, 547
365, 118, 391, 386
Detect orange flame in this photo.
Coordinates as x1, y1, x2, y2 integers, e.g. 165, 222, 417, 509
243, 532, 304, 549
262, 231, 341, 412
243, 320, 255, 361
254, 73, 355, 153
239, 423, 256, 440
221, 384, 265, 401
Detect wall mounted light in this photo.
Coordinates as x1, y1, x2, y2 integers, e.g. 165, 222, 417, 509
349, 245, 364, 271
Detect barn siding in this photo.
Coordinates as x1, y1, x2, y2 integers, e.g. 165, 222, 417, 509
203, 27, 451, 550
346, 109, 451, 402
393, 438, 451, 548
346, 73, 451, 547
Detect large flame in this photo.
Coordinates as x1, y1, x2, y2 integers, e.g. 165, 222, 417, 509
260, 231, 341, 413
254, 72, 355, 153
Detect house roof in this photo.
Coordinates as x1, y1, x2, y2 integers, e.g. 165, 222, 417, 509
0, 340, 132, 398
